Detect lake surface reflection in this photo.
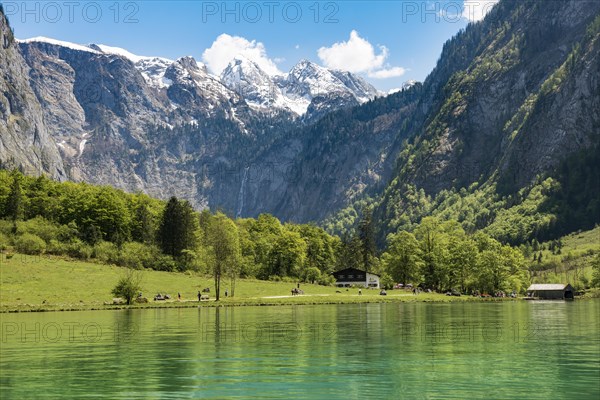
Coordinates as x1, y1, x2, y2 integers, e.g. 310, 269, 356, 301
1, 301, 599, 398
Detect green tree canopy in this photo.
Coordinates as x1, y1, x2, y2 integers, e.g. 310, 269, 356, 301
382, 231, 423, 285
205, 212, 240, 300
158, 197, 199, 258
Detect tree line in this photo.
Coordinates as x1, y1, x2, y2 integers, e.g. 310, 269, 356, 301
2, 169, 593, 296
0, 170, 339, 299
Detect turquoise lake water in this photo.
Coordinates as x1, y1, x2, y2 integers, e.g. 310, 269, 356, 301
1, 301, 599, 398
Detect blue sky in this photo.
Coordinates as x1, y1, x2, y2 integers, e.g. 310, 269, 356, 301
3, 1, 499, 91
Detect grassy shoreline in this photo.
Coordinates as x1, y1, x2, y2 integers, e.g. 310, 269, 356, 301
1, 293, 519, 313
3, 253, 592, 314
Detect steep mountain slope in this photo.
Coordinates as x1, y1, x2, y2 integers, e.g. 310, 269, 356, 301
0, 11, 64, 178
11, 35, 284, 206
233, 86, 423, 222
392, 0, 600, 193
374, 0, 600, 240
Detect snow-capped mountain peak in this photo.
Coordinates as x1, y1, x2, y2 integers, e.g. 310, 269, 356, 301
221, 57, 276, 97
284, 59, 381, 103
219, 56, 380, 116
18, 36, 381, 118
402, 80, 418, 90
221, 56, 303, 113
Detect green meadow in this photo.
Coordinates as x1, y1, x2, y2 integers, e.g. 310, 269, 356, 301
0, 253, 493, 312
531, 226, 600, 285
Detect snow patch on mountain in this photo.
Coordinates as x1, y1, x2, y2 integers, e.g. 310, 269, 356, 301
89, 44, 150, 62
18, 37, 101, 54
89, 44, 177, 89
135, 57, 175, 88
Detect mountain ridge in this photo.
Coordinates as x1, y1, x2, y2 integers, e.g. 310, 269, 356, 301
17, 36, 382, 118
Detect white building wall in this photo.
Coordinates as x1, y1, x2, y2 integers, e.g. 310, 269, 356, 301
366, 272, 380, 288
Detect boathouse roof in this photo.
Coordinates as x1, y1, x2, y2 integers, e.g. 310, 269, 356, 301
527, 284, 571, 291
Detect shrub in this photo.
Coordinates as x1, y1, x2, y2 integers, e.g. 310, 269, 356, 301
0, 220, 14, 235
115, 242, 146, 269
317, 274, 335, 286
113, 242, 166, 270
304, 267, 321, 283
380, 272, 394, 290
179, 249, 205, 272
0, 232, 10, 251
591, 255, 600, 288
150, 255, 177, 272
93, 241, 119, 264
111, 269, 143, 305
47, 239, 66, 255
14, 233, 46, 255
18, 217, 62, 243
65, 240, 93, 260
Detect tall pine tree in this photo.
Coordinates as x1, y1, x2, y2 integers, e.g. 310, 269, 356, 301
158, 197, 198, 258
132, 199, 155, 245
358, 206, 375, 272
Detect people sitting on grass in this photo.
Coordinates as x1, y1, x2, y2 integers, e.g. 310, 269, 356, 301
291, 287, 304, 296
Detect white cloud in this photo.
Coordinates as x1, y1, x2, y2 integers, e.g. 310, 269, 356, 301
202, 34, 282, 76
463, 0, 499, 22
295, 44, 300, 50
318, 30, 387, 73
317, 30, 404, 79
368, 67, 406, 79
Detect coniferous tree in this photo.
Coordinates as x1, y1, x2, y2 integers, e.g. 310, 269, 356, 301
358, 206, 376, 272
335, 232, 360, 271
6, 170, 24, 223
158, 197, 198, 258
132, 200, 155, 245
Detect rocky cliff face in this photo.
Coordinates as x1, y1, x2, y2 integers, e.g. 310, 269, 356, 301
402, 0, 600, 194
0, 11, 64, 178
10, 35, 275, 206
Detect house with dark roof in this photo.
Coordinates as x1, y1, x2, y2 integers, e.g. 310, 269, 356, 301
332, 268, 380, 288
527, 284, 575, 300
